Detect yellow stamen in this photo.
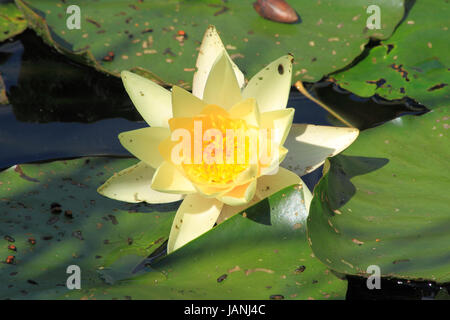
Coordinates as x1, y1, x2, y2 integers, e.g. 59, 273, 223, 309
169, 105, 255, 185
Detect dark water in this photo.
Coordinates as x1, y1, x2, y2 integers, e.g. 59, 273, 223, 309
0, 30, 443, 300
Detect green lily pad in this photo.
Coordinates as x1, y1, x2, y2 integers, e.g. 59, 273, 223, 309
0, 157, 346, 299
68, 185, 346, 300
15, 0, 404, 87
0, 2, 27, 42
0, 157, 175, 299
332, 0, 450, 109
307, 106, 450, 283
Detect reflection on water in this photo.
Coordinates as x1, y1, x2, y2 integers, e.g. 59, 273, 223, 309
1, 31, 140, 123
0, 104, 147, 170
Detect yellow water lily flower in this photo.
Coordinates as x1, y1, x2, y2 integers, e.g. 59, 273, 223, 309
98, 25, 359, 254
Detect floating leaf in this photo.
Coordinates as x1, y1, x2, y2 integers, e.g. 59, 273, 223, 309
308, 107, 450, 283
69, 183, 346, 300
0, 157, 346, 299
0, 158, 175, 299
0, 2, 27, 42
15, 0, 405, 87
332, 0, 450, 109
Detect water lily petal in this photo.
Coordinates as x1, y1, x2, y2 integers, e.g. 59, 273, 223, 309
234, 163, 259, 184
97, 161, 183, 204
167, 117, 194, 132
200, 104, 230, 117
260, 146, 288, 175
192, 25, 245, 99
121, 71, 172, 128
194, 183, 233, 198
119, 127, 169, 168
151, 161, 197, 194
229, 98, 260, 127
172, 85, 207, 118
168, 194, 224, 253
260, 108, 295, 146
282, 124, 359, 176
217, 168, 311, 223
242, 55, 293, 113
255, 168, 310, 203
218, 179, 257, 206
203, 51, 242, 110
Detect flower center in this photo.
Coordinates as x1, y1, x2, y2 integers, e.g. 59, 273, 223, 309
169, 105, 257, 185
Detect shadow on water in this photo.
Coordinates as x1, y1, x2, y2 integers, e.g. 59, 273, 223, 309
0, 30, 148, 169
311, 81, 429, 130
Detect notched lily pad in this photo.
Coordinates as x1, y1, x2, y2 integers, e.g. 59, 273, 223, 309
308, 107, 450, 283
15, 0, 405, 87
332, 0, 450, 109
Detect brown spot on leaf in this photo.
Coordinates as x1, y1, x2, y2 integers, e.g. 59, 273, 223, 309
390, 64, 410, 81
245, 268, 275, 276
47, 216, 59, 225
108, 214, 119, 225
72, 231, 83, 240
4, 235, 15, 242
14, 165, 39, 183
294, 266, 306, 274
217, 274, 228, 283
86, 18, 101, 28
293, 223, 302, 230
393, 259, 410, 264
213, 6, 229, 16
141, 28, 153, 34
427, 83, 448, 91
366, 78, 386, 89
6, 255, 15, 264
64, 210, 73, 219
228, 265, 241, 273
